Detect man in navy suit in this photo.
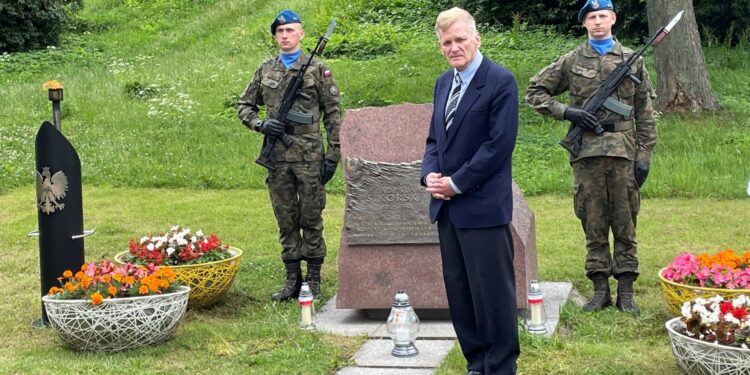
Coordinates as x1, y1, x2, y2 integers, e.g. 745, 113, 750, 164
421, 7, 520, 375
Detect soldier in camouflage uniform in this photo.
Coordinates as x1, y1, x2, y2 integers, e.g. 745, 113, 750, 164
237, 9, 341, 301
525, 0, 656, 314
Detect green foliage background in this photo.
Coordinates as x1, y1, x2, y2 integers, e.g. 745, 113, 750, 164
1, 0, 748, 198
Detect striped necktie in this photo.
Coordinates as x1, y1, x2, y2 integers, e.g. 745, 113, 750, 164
445, 73, 462, 130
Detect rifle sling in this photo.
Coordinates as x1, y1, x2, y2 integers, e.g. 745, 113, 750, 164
285, 124, 319, 135
601, 120, 634, 132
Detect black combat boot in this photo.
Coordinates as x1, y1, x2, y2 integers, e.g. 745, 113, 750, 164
271, 260, 302, 302
305, 257, 323, 298
616, 272, 640, 315
582, 273, 612, 311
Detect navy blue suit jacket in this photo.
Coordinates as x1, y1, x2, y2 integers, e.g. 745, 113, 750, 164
421, 56, 518, 228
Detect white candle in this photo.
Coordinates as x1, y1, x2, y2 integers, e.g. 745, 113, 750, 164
530, 303, 542, 326
301, 305, 313, 326
394, 326, 410, 345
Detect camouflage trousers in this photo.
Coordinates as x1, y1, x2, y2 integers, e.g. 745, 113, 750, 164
267, 161, 327, 261
572, 156, 640, 279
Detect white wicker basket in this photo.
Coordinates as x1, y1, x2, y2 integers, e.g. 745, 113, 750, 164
665, 317, 750, 375
42, 286, 190, 351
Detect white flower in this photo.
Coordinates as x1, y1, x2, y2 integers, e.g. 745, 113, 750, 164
166, 247, 175, 256
191, 236, 197, 243
177, 237, 188, 246
681, 302, 693, 318
733, 294, 748, 308
725, 313, 741, 325
140, 236, 150, 244
155, 241, 164, 249
147, 243, 155, 251
171, 225, 179, 232
196, 229, 204, 237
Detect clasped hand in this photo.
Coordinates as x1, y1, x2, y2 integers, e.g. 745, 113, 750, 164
425, 172, 456, 200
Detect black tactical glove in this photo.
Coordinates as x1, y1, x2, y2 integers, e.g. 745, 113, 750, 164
258, 119, 285, 137
634, 160, 649, 188
319, 159, 337, 185
564, 107, 602, 133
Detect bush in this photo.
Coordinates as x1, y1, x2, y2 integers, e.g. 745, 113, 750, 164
428, 0, 750, 44
0, 0, 82, 53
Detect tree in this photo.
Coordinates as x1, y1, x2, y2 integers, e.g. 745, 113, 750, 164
0, 0, 82, 53
646, 0, 718, 112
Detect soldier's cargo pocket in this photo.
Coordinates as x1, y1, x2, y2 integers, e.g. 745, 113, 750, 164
573, 183, 586, 221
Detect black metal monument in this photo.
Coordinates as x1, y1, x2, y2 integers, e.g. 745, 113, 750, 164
29, 84, 93, 327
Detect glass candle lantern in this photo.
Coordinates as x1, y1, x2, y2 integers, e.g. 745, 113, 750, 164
386, 289, 420, 357
526, 280, 548, 334
298, 282, 316, 330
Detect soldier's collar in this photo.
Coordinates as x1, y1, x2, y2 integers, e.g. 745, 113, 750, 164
582, 38, 622, 57
276, 52, 310, 71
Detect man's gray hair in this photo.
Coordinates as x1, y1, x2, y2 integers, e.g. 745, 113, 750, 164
435, 7, 477, 38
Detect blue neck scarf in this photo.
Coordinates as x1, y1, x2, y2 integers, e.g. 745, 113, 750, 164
280, 50, 301, 69
589, 37, 615, 56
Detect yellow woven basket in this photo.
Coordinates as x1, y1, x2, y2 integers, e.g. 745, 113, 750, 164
658, 267, 750, 315
116, 247, 242, 308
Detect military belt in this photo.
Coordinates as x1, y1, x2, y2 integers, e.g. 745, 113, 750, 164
285, 124, 319, 135
601, 120, 634, 132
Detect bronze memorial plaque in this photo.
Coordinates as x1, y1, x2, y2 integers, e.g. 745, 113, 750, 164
344, 158, 438, 245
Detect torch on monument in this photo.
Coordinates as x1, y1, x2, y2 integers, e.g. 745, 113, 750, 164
28, 80, 94, 328
43, 80, 63, 130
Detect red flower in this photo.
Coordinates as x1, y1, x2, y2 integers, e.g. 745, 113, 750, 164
720, 301, 734, 315
732, 307, 748, 320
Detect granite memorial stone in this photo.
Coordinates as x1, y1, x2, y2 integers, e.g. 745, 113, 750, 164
337, 103, 538, 310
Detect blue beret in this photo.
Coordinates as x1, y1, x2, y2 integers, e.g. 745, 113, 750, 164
578, 0, 614, 22
271, 9, 301, 35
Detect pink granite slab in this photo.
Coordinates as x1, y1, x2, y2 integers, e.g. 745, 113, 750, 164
337, 103, 538, 309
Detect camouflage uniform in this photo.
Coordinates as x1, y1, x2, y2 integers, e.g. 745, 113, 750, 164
237, 53, 341, 262
525, 40, 657, 279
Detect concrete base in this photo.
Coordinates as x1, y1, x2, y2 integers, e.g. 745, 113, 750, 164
320, 281, 573, 339
326, 282, 573, 374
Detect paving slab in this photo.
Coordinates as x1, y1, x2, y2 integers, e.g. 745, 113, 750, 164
319, 281, 573, 338
352, 339, 456, 368
337, 367, 434, 375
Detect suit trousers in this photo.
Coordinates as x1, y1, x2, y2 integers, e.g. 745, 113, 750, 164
437, 206, 519, 375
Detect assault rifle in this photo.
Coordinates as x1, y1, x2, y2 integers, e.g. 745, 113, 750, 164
560, 10, 684, 156
256, 19, 337, 171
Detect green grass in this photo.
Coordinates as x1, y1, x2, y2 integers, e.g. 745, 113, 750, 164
1, 0, 748, 197
436, 195, 750, 375
0, 186, 361, 374
1, 187, 748, 373
2, 0, 750, 373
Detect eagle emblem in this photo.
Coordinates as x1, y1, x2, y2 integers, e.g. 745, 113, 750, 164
592, 0, 600, 9
36, 167, 68, 214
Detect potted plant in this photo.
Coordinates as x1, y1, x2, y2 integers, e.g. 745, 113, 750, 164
116, 225, 242, 308
666, 294, 750, 374
659, 248, 750, 315
43, 260, 189, 352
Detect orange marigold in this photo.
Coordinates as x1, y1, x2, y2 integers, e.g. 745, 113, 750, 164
80, 276, 93, 289
107, 285, 117, 296
139, 285, 149, 295
62, 270, 73, 278
75, 271, 84, 280
90, 292, 103, 305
